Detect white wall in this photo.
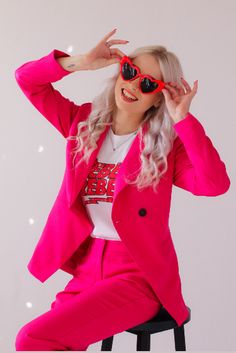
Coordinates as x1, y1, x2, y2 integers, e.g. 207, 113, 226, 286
1, 0, 235, 351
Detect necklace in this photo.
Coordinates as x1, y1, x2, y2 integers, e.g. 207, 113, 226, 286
109, 127, 138, 151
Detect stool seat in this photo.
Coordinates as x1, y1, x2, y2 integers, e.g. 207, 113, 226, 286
101, 306, 191, 351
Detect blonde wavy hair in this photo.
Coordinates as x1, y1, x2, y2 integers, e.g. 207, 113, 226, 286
67, 45, 184, 193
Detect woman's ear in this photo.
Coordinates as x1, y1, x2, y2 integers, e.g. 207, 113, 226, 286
153, 93, 163, 108
153, 98, 161, 108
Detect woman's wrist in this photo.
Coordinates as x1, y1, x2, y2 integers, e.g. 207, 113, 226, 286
56, 54, 89, 72
172, 111, 189, 123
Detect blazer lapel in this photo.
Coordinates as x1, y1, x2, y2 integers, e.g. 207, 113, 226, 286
66, 123, 147, 208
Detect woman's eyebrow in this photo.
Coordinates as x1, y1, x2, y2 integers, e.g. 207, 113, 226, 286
133, 63, 158, 80
147, 73, 158, 80
141, 70, 158, 80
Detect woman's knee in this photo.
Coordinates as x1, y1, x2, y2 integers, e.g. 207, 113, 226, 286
15, 322, 88, 351
15, 325, 32, 351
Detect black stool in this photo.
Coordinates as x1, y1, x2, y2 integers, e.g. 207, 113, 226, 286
101, 306, 191, 351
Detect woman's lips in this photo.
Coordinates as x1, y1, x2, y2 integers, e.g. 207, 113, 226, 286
123, 88, 138, 99
121, 88, 138, 102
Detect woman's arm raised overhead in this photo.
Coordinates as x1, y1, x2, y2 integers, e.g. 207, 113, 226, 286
14, 49, 89, 139
14, 29, 128, 139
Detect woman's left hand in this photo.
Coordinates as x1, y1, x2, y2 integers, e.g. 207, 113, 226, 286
162, 78, 198, 123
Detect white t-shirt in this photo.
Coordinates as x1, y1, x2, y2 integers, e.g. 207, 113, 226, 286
81, 126, 138, 241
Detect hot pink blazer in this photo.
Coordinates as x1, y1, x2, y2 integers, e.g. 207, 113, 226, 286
14, 49, 231, 327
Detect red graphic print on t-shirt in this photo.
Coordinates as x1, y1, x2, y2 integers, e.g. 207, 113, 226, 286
81, 158, 122, 204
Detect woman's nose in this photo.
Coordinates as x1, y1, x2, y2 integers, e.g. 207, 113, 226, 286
128, 78, 139, 91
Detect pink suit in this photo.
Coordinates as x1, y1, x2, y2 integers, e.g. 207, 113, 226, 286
14, 49, 230, 350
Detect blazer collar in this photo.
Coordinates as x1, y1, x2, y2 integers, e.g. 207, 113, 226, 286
66, 122, 148, 208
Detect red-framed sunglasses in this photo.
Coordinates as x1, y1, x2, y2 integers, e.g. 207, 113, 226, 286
120, 55, 166, 94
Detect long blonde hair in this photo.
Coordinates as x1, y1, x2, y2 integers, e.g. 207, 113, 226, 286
67, 45, 184, 193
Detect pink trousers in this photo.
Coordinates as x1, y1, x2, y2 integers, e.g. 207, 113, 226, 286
15, 236, 162, 351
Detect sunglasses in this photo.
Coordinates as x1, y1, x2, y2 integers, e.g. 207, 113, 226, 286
120, 55, 166, 94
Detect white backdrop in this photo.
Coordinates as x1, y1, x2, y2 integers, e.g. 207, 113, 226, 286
1, 0, 235, 351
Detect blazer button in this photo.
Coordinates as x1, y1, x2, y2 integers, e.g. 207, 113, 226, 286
138, 208, 147, 217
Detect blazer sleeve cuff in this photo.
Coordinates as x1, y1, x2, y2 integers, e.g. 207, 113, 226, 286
15, 48, 73, 84
172, 112, 204, 142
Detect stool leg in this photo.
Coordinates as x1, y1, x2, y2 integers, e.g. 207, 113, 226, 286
173, 325, 186, 351
137, 332, 151, 351
101, 336, 114, 351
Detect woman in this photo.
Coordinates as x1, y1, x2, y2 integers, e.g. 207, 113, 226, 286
14, 28, 230, 351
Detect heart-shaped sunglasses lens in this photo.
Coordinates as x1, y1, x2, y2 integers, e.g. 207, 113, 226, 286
121, 61, 137, 80
140, 77, 159, 93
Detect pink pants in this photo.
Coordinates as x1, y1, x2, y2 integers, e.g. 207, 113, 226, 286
15, 236, 162, 351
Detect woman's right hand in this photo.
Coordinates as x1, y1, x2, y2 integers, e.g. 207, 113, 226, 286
82, 28, 129, 70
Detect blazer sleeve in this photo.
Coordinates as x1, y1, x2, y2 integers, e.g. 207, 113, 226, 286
172, 112, 231, 196
14, 49, 87, 138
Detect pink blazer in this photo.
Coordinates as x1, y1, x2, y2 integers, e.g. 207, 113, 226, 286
14, 49, 231, 327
